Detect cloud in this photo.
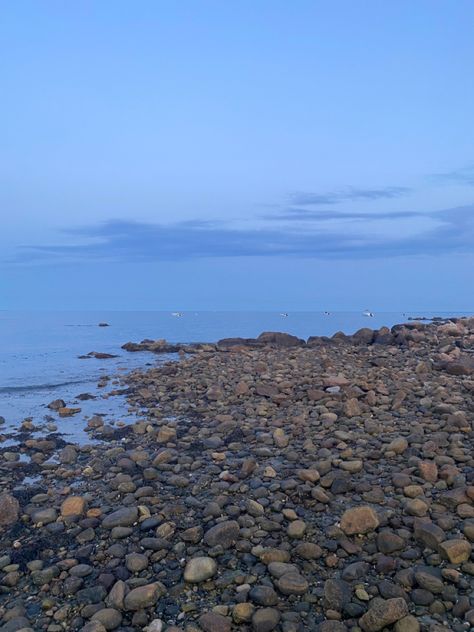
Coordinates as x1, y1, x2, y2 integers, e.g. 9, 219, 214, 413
432, 165, 474, 186
289, 186, 411, 206
14, 204, 474, 264
262, 208, 423, 222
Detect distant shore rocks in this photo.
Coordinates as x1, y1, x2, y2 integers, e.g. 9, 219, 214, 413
78, 351, 119, 359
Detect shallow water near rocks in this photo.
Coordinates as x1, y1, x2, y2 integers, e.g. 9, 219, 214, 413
1, 310, 470, 444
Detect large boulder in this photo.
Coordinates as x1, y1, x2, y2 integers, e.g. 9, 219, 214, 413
257, 332, 306, 347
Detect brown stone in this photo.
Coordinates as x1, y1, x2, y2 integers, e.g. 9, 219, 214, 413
199, 612, 231, 632
60, 496, 86, 517
438, 539, 472, 564
359, 597, 408, 631
418, 461, 438, 482
340, 506, 379, 535
0, 493, 20, 526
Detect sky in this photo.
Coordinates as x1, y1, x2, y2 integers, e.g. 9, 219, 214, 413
1, 0, 474, 311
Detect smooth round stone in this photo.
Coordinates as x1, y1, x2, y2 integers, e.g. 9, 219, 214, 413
183, 557, 217, 583
249, 585, 279, 606
252, 607, 281, 632
287, 520, 306, 539
91, 608, 123, 631
70, 564, 93, 577
276, 572, 309, 595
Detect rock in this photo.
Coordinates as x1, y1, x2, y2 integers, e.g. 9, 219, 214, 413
60, 496, 86, 517
58, 407, 81, 417
405, 498, 428, 516
438, 539, 472, 564
249, 585, 279, 606
257, 331, 305, 347
251, 607, 281, 632
143, 621, 164, 632
287, 519, 306, 538
340, 506, 379, 535
90, 609, 122, 630
0, 493, 20, 526
203, 520, 240, 548
183, 557, 217, 583
47, 399, 66, 410
32, 507, 57, 524
394, 615, 420, 632
125, 552, 148, 572
102, 507, 138, 529
106, 580, 127, 610
273, 428, 289, 448
319, 623, 348, 632
276, 572, 308, 595
123, 583, 164, 610
81, 623, 107, 632
323, 578, 351, 611
414, 521, 445, 549
232, 603, 254, 623
418, 461, 438, 482
377, 531, 405, 553
386, 437, 408, 454
59, 445, 77, 464
344, 398, 361, 417
359, 597, 409, 631
198, 612, 231, 632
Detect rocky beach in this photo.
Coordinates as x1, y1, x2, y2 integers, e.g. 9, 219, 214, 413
1, 318, 474, 632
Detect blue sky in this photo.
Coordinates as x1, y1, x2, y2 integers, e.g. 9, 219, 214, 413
1, 1, 474, 311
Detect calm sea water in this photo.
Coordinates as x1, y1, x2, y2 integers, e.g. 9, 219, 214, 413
0, 310, 470, 444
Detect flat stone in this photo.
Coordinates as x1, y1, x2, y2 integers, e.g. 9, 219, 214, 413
102, 507, 138, 529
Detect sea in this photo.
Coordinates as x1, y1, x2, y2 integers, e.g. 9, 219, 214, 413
0, 310, 470, 445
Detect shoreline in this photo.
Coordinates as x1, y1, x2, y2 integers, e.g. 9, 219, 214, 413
0, 317, 473, 632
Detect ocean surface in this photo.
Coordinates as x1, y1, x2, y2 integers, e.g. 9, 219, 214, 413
0, 310, 470, 445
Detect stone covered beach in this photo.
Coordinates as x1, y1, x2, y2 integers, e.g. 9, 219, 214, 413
1, 319, 474, 632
